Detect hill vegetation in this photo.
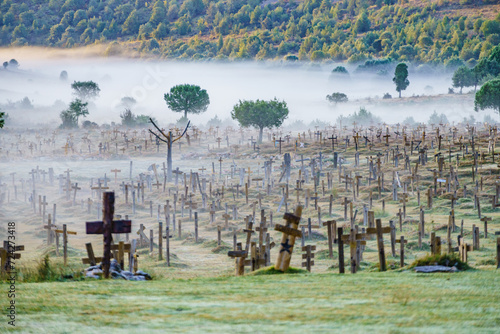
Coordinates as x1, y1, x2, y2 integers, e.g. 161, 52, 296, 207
1, 0, 499, 64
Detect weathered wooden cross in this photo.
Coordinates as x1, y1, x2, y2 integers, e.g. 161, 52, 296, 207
85, 192, 131, 278
274, 206, 303, 272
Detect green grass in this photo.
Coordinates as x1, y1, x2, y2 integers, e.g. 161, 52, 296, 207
5, 271, 499, 333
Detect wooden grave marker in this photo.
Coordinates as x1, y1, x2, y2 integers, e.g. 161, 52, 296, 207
85, 192, 131, 278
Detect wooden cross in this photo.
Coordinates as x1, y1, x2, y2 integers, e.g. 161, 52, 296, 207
1, 241, 24, 274
44, 219, 57, 245
85, 192, 131, 278
54, 224, 77, 265
82, 242, 102, 266
456, 236, 473, 263
276, 137, 285, 154
396, 236, 408, 268
341, 227, 367, 273
274, 206, 303, 272
353, 133, 361, 151
222, 213, 231, 229
327, 135, 337, 150
366, 219, 392, 271
91, 181, 109, 199
72, 183, 81, 205
228, 243, 247, 276
383, 133, 391, 146
322, 220, 336, 259
136, 224, 150, 248
480, 216, 491, 238
302, 245, 316, 272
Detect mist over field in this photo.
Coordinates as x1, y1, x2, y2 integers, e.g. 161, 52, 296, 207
0, 49, 486, 129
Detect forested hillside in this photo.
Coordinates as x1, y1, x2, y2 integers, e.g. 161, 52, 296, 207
1, 0, 500, 64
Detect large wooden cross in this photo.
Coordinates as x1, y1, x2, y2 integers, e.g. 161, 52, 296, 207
274, 205, 303, 272
85, 192, 131, 278
366, 219, 391, 271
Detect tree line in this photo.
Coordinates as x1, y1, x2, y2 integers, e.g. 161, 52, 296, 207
1, 0, 499, 64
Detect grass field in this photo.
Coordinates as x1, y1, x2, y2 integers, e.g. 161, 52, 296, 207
3, 270, 499, 333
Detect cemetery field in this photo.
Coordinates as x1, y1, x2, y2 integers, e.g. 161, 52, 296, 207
8, 270, 500, 333
2, 122, 500, 333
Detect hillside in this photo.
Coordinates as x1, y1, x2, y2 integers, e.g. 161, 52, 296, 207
1, 0, 500, 64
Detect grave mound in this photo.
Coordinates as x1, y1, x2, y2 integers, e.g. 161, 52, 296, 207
410, 253, 471, 271
249, 265, 309, 275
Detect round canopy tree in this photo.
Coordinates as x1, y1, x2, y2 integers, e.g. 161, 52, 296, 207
475, 79, 500, 115
393, 63, 409, 98
164, 84, 210, 119
326, 92, 348, 104
71, 80, 100, 101
231, 98, 289, 144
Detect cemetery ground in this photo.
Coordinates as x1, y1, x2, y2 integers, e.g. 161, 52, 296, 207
1, 123, 500, 332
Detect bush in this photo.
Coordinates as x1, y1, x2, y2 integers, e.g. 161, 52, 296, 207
337, 107, 381, 126
383, 93, 392, 99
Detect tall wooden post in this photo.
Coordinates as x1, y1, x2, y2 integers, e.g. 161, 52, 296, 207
158, 222, 163, 261
102, 192, 114, 278
63, 224, 68, 266
338, 227, 344, 274
376, 219, 387, 272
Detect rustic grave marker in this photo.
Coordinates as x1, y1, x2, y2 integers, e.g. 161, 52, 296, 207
302, 245, 316, 272
396, 236, 407, 267
85, 192, 131, 278
274, 206, 303, 272
54, 224, 77, 266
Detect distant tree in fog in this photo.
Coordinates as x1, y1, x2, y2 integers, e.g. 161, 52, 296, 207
326, 92, 348, 104
60, 99, 89, 128
331, 66, 348, 75
2, 62, 7, 69
120, 109, 136, 127
60, 70, 68, 81
8, 59, 19, 68
71, 80, 100, 101
452, 66, 473, 94
231, 98, 289, 144
0, 109, 5, 128
120, 96, 137, 109
393, 63, 409, 98
164, 84, 210, 119
475, 79, 500, 116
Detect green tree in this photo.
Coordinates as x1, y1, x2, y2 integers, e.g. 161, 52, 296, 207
60, 109, 77, 128
474, 79, 500, 115
68, 99, 89, 126
332, 66, 348, 75
71, 81, 100, 101
120, 108, 136, 127
164, 84, 210, 119
231, 98, 289, 143
122, 9, 139, 35
326, 92, 348, 104
0, 109, 5, 128
354, 11, 371, 33
452, 66, 473, 94
393, 63, 409, 98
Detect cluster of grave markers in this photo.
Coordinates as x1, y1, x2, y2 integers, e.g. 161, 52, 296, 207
1, 120, 500, 277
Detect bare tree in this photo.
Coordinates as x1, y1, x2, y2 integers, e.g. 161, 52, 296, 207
148, 118, 190, 182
